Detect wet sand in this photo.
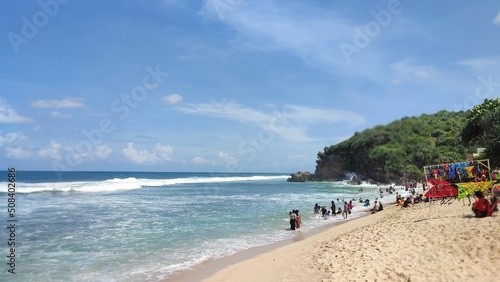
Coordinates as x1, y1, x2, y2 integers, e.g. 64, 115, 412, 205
167, 208, 384, 281
194, 198, 499, 282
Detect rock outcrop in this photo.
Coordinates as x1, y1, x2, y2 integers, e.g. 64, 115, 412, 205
287, 171, 314, 182
347, 175, 361, 185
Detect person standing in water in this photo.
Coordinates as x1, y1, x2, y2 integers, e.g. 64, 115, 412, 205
295, 210, 301, 229
347, 201, 353, 214
331, 201, 336, 216
289, 210, 297, 230
313, 203, 320, 214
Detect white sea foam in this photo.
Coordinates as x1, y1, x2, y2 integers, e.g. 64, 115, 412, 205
1, 175, 289, 193
7, 172, 392, 282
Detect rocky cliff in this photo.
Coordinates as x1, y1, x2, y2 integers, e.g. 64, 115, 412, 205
313, 154, 347, 181
297, 109, 489, 184
313, 151, 389, 183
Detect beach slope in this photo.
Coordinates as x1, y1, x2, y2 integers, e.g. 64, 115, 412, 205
203, 200, 500, 282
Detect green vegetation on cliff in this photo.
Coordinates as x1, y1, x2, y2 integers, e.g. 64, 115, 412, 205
460, 98, 500, 167
315, 98, 499, 183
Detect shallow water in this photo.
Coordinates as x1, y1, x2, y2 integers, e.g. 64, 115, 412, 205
0, 171, 391, 281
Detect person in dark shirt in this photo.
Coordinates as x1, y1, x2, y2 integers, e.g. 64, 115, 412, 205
331, 201, 336, 216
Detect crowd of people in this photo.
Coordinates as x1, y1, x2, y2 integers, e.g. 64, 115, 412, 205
313, 199, 356, 220
289, 196, 383, 230
288, 182, 434, 231
394, 183, 499, 219
288, 182, 499, 230
395, 192, 423, 207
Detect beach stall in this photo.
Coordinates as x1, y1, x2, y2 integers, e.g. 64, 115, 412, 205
423, 159, 495, 199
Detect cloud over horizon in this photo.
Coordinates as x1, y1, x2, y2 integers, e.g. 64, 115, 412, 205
0, 98, 33, 123
31, 98, 85, 108
176, 101, 365, 143
122, 143, 174, 164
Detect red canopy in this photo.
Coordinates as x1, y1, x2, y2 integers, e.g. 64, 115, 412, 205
425, 179, 458, 198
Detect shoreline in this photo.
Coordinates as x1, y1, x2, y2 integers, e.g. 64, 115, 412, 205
165, 207, 387, 282
169, 197, 499, 282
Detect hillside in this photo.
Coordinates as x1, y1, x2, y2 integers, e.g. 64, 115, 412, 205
314, 110, 480, 184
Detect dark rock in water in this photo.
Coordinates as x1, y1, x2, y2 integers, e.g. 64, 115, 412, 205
347, 175, 361, 185
287, 171, 314, 182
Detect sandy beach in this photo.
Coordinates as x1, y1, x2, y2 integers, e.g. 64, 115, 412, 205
194, 197, 499, 282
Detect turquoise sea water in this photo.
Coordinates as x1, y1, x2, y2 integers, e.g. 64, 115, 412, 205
0, 171, 389, 281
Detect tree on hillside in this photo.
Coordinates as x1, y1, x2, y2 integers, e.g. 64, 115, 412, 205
315, 110, 478, 183
461, 98, 500, 167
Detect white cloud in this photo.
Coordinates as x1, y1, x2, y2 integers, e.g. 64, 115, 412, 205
38, 141, 62, 160
6, 147, 33, 159
122, 142, 174, 164
31, 97, 85, 108
414, 69, 434, 78
390, 59, 437, 83
178, 54, 194, 61
456, 56, 500, 72
162, 93, 183, 105
391, 78, 402, 85
0, 98, 33, 123
200, 1, 383, 80
177, 101, 365, 143
64, 144, 113, 163
154, 143, 174, 161
51, 111, 71, 119
0, 132, 26, 146
94, 145, 113, 159
34, 139, 111, 164
177, 100, 268, 124
283, 105, 365, 125
493, 11, 500, 25
288, 154, 308, 162
218, 151, 237, 165
202, 0, 347, 54
192, 156, 209, 164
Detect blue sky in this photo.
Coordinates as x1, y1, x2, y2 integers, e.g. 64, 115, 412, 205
1, 0, 500, 173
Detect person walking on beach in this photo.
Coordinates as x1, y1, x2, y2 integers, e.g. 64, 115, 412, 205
342, 201, 348, 219
331, 201, 336, 216
289, 210, 297, 230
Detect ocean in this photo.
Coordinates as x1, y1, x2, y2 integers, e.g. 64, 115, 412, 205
0, 171, 391, 281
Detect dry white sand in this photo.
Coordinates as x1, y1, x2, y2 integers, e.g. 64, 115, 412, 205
200, 198, 500, 282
